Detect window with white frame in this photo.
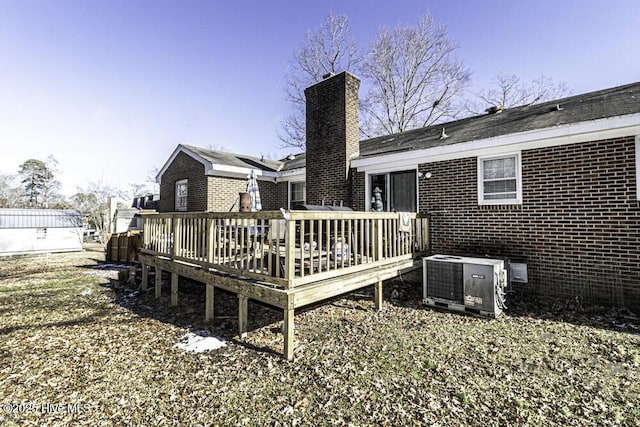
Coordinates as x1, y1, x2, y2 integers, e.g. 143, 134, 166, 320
478, 153, 522, 205
175, 179, 188, 211
290, 181, 306, 208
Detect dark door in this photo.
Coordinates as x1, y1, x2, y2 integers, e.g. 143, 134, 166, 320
390, 170, 416, 212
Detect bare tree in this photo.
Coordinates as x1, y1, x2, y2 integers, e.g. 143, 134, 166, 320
465, 73, 571, 115
280, 12, 362, 150
359, 13, 471, 137
72, 180, 119, 244
41, 155, 66, 208
146, 166, 160, 195
278, 109, 307, 152
206, 144, 230, 152
124, 183, 151, 205
0, 173, 21, 208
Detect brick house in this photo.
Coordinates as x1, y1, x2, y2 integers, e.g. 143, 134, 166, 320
157, 145, 294, 212
156, 72, 640, 308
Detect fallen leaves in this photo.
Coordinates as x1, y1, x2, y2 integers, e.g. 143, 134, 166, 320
0, 248, 639, 426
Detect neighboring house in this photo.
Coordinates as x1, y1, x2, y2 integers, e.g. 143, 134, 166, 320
111, 208, 140, 234
110, 208, 157, 234
132, 194, 160, 211
0, 209, 83, 256
156, 72, 640, 308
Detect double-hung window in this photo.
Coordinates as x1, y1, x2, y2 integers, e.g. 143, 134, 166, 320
175, 179, 188, 211
478, 153, 522, 205
290, 181, 306, 208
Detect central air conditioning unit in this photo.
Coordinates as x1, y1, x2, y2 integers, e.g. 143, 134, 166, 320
423, 254, 508, 317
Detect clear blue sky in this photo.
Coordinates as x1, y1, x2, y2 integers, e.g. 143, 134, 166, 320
1, 0, 638, 197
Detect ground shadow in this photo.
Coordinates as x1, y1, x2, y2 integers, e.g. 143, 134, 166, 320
107, 262, 638, 360
108, 267, 420, 356
0, 310, 137, 336
108, 269, 286, 355
503, 292, 639, 336
380, 275, 640, 336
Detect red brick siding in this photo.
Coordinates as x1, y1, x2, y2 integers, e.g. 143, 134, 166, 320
206, 176, 246, 212
257, 180, 287, 210
158, 152, 285, 212
418, 137, 640, 308
351, 170, 366, 211
159, 152, 207, 212
276, 182, 289, 209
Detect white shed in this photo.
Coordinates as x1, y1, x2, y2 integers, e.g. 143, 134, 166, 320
0, 209, 83, 256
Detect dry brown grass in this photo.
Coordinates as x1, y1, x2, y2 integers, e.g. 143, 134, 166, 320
0, 246, 638, 426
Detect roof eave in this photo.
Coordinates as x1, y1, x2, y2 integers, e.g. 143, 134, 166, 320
352, 112, 640, 172
156, 144, 214, 184
157, 145, 281, 182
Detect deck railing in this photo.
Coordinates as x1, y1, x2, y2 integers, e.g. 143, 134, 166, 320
141, 210, 429, 289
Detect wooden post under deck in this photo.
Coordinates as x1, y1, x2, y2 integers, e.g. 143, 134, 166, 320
155, 267, 162, 299
374, 279, 383, 310
238, 295, 248, 339
171, 272, 179, 306
141, 264, 148, 291
284, 308, 295, 361
205, 284, 214, 321
140, 211, 429, 360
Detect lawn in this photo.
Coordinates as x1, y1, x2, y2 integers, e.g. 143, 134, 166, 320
0, 246, 638, 426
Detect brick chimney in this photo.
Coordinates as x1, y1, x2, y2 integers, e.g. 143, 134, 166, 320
304, 71, 360, 207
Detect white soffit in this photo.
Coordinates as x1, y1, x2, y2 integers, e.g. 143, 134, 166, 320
352, 113, 640, 172
209, 163, 276, 180
277, 168, 306, 181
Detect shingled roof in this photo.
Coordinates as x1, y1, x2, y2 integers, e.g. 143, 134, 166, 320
183, 144, 283, 172
165, 81, 639, 176
279, 153, 306, 171
358, 81, 640, 158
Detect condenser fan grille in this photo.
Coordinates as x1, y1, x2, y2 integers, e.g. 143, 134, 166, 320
425, 260, 464, 303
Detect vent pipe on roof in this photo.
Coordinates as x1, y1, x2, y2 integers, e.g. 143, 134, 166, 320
439, 128, 449, 139
485, 105, 504, 115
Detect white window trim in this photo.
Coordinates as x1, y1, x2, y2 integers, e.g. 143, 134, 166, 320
175, 179, 188, 211
636, 136, 640, 201
289, 181, 305, 208
477, 152, 522, 205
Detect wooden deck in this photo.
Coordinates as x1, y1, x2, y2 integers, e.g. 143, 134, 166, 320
139, 210, 429, 359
